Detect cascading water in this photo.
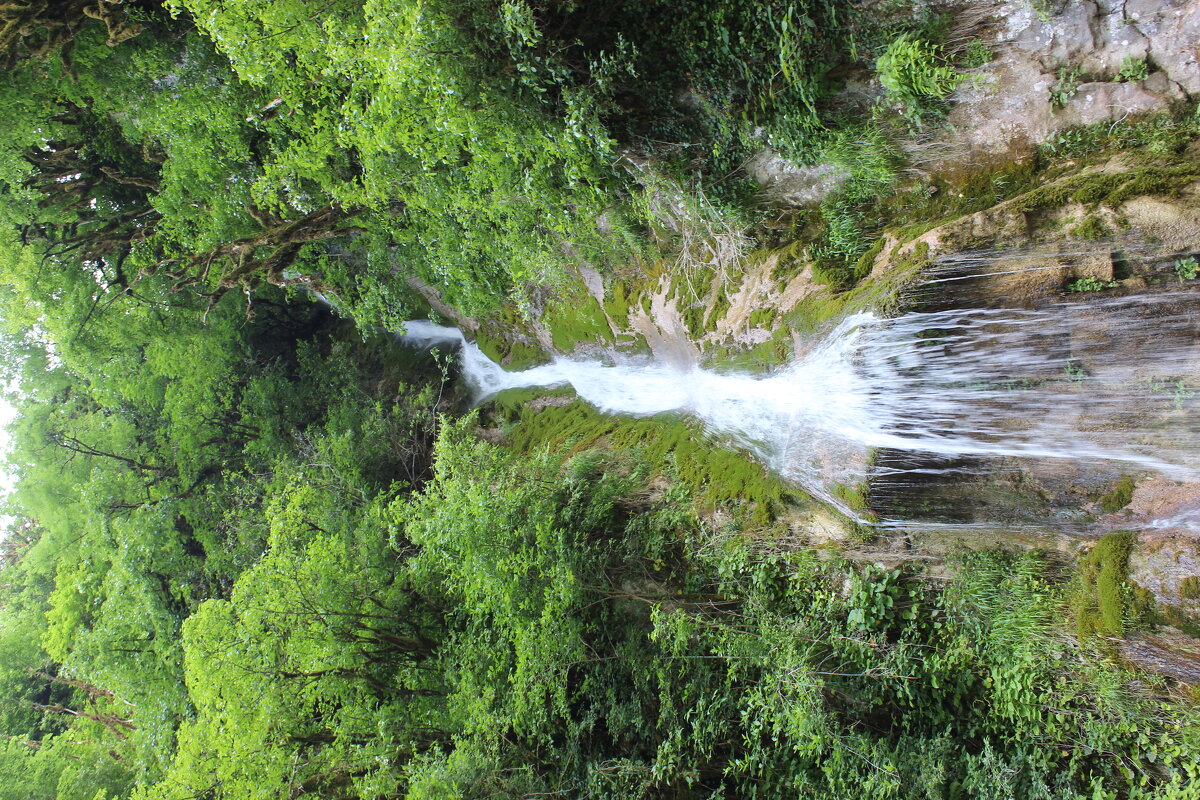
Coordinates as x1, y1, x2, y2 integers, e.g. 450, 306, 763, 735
399, 290, 1200, 527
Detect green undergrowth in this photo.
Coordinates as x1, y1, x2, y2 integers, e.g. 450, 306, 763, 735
503, 399, 798, 525
1074, 531, 1139, 640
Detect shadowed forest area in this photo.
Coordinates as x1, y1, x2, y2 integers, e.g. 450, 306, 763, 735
2, 1, 1200, 799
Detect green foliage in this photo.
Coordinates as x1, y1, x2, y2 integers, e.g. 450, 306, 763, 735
1068, 277, 1118, 292
960, 39, 993, 69
812, 126, 903, 279
1050, 64, 1083, 109
1174, 256, 1199, 282
1148, 377, 1195, 410
1117, 55, 1149, 83
876, 34, 962, 123
1040, 109, 1199, 159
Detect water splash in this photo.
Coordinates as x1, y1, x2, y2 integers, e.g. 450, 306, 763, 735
399, 292, 1200, 524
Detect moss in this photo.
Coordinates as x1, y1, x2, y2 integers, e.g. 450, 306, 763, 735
546, 294, 614, 353
748, 307, 777, 329
770, 240, 810, 282
603, 282, 633, 331
486, 385, 577, 425
1009, 165, 1200, 215
894, 240, 932, 272
506, 341, 549, 370
853, 236, 886, 280
1074, 530, 1137, 640
783, 292, 850, 337
509, 400, 800, 525
681, 302, 707, 340
831, 481, 869, 512
1071, 214, 1110, 240
1098, 476, 1135, 513
1179, 576, 1200, 600
471, 309, 551, 371
703, 326, 793, 372
810, 259, 854, 289
706, 286, 732, 330
473, 330, 507, 364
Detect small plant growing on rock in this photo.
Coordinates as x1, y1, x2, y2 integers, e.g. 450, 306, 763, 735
1049, 64, 1082, 109
1064, 357, 1085, 383
1117, 55, 1149, 83
1148, 377, 1195, 410
1173, 256, 1198, 282
1067, 277, 1117, 293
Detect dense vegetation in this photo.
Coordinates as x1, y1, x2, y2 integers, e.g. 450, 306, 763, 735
1, 2, 1199, 799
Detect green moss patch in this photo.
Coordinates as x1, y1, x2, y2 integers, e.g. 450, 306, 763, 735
748, 307, 777, 329
1010, 165, 1200, 214
545, 294, 614, 353
1098, 476, 1135, 514
1071, 214, 1111, 240
1074, 531, 1137, 640
508, 399, 801, 525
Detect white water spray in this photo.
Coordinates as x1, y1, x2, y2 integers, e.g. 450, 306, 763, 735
400, 293, 1200, 521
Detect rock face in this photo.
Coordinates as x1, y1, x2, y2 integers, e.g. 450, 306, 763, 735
941, 0, 1196, 167
743, 148, 847, 206
744, 0, 1197, 202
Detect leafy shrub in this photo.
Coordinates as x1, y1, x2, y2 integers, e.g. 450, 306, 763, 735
876, 34, 962, 123
811, 126, 902, 276
960, 39, 993, 68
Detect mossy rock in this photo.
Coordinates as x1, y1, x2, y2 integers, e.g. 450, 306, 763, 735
1075, 530, 1137, 640
1098, 476, 1135, 513
546, 295, 614, 353
853, 237, 886, 280
1071, 214, 1111, 240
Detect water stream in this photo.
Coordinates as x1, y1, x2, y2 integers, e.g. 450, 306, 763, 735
400, 291, 1200, 527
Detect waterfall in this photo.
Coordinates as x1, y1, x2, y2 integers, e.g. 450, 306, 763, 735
399, 292, 1200, 524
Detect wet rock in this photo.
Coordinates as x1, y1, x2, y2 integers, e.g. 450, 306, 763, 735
1119, 189, 1200, 253
1128, 533, 1200, 612
744, 148, 847, 207
1120, 630, 1200, 683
